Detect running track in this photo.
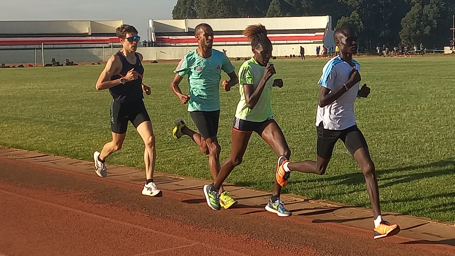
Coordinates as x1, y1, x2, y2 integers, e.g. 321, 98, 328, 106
0, 157, 453, 256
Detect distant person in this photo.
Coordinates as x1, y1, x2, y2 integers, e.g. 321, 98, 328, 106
93, 24, 161, 197
170, 23, 239, 209
335, 45, 339, 56
404, 45, 410, 57
274, 27, 400, 239
316, 45, 320, 57
300, 46, 305, 60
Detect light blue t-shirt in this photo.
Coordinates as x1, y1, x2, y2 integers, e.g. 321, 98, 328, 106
174, 49, 235, 112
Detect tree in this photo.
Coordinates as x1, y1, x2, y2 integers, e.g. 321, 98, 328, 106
336, 10, 364, 33
172, 0, 453, 49
266, 0, 283, 17
172, 0, 197, 19
400, 0, 444, 47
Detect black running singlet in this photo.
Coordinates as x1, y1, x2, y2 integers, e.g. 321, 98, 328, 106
110, 51, 145, 104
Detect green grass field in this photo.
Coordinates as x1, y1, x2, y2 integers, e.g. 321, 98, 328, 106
1, 56, 455, 223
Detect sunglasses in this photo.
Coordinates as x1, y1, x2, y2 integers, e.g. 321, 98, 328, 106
125, 36, 140, 42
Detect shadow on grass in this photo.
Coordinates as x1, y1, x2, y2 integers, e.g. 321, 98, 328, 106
294, 159, 455, 190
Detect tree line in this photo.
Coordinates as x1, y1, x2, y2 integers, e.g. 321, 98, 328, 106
172, 0, 455, 49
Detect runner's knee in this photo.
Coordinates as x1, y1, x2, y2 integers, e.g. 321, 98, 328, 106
144, 135, 155, 149
112, 143, 122, 152
361, 162, 375, 177
207, 142, 221, 157
229, 156, 243, 167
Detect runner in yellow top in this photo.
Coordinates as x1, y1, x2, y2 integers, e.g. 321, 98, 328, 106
202, 24, 292, 217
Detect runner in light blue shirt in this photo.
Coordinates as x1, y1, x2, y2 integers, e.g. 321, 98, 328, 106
170, 23, 239, 209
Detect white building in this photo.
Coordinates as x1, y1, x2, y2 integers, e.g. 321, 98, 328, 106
142, 16, 335, 60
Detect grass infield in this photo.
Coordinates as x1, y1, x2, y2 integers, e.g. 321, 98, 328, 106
1, 55, 454, 223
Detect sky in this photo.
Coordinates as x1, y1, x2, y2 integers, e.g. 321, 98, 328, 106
0, 0, 178, 40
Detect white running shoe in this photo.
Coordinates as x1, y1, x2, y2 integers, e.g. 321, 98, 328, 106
142, 182, 161, 197
93, 151, 107, 177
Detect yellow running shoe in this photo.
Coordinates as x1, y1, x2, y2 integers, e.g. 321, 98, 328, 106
219, 191, 237, 209
172, 119, 186, 139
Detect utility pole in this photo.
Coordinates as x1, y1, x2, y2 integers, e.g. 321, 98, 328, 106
452, 15, 455, 41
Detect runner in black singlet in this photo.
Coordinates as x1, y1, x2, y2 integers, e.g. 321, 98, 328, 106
93, 24, 160, 197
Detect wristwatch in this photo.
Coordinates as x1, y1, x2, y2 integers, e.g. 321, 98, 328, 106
120, 78, 125, 84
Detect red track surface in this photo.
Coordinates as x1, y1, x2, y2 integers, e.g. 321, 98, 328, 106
0, 158, 452, 256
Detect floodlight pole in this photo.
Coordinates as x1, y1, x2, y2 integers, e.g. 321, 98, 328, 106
41, 43, 44, 68
452, 15, 454, 41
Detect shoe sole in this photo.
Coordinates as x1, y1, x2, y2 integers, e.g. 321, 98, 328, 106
93, 152, 107, 178
221, 200, 237, 209
374, 226, 400, 239
203, 185, 221, 211
276, 157, 289, 187
172, 126, 179, 139
142, 190, 162, 197
275, 171, 288, 187
265, 205, 291, 217
175, 118, 184, 126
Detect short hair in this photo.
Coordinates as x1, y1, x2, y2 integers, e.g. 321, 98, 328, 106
116, 24, 138, 39
243, 24, 271, 49
194, 23, 212, 36
334, 26, 355, 41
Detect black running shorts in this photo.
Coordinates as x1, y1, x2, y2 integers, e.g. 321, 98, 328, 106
190, 110, 220, 140
316, 122, 368, 159
232, 117, 274, 135
110, 100, 151, 134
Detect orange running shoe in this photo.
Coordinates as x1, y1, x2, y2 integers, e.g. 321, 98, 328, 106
374, 221, 400, 239
276, 156, 290, 187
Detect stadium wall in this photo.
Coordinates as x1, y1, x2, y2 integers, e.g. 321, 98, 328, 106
0, 47, 115, 65
0, 42, 326, 65
139, 44, 322, 60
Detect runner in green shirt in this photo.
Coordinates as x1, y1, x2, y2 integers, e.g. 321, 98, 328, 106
202, 24, 292, 217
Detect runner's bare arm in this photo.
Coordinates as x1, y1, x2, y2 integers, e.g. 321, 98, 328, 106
170, 74, 190, 104
95, 55, 122, 90
318, 69, 361, 107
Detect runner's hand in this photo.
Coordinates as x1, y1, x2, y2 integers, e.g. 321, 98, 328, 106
222, 80, 231, 92
179, 94, 190, 104
346, 68, 361, 88
273, 79, 283, 88
124, 68, 138, 82
142, 83, 151, 95
357, 84, 370, 98
262, 63, 276, 82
